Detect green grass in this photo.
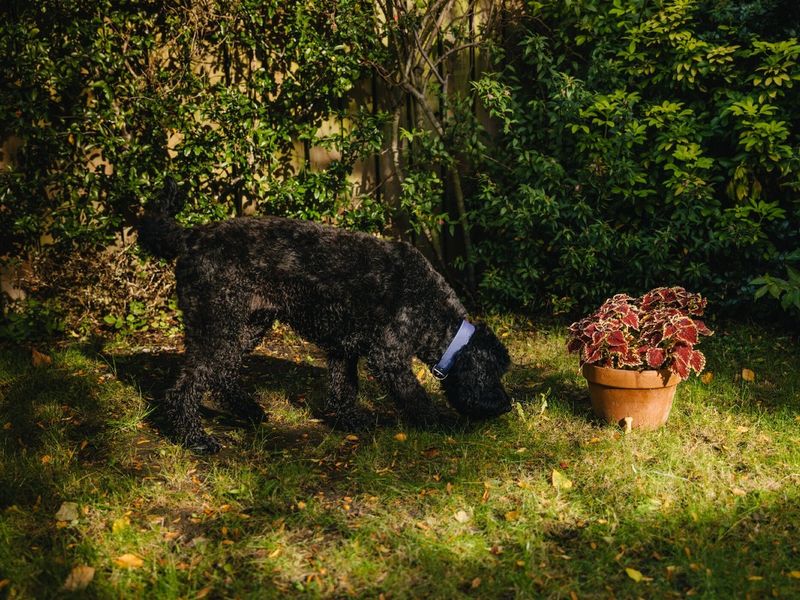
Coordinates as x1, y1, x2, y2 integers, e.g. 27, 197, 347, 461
1, 318, 799, 598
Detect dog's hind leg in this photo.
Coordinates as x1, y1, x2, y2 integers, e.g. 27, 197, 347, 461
324, 354, 371, 430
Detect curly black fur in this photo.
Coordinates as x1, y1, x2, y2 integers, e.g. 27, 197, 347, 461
137, 178, 511, 452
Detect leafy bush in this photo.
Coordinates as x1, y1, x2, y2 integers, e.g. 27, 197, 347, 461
0, 0, 384, 260
471, 0, 800, 314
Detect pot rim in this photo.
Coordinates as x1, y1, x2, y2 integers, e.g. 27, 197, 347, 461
581, 363, 682, 389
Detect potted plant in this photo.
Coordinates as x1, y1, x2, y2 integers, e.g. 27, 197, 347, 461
566, 287, 713, 430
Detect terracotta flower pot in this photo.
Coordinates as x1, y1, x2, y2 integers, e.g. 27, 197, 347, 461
581, 364, 682, 430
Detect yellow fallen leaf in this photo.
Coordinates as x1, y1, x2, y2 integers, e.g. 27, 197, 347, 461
61, 565, 95, 592
741, 368, 755, 382
113, 554, 144, 569
701, 372, 714, 385
551, 469, 573, 491
268, 548, 281, 558
196, 586, 212, 599
41, 455, 52, 465
345, 435, 359, 442
471, 577, 482, 589
393, 432, 407, 442
625, 567, 644, 582
112, 517, 130, 534
296, 501, 307, 510
747, 575, 763, 581
504, 510, 520, 522
788, 571, 800, 579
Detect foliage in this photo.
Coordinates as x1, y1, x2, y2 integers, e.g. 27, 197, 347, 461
567, 287, 713, 380
471, 0, 800, 314
752, 249, 800, 313
0, 0, 384, 261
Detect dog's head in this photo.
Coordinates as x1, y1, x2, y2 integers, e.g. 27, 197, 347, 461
441, 323, 512, 419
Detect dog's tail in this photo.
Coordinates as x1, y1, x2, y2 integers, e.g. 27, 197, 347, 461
137, 177, 187, 260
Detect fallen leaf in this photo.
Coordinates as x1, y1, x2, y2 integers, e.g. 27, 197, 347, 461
61, 565, 95, 592
454, 510, 471, 523
471, 577, 482, 589
741, 368, 755, 382
296, 501, 307, 510
41, 455, 52, 465
423, 447, 440, 458
393, 432, 407, 442
113, 554, 144, 569
112, 517, 130, 534
0, 579, 9, 589
788, 571, 800, 579
196, 587, 212, 599
31, 349, 52, 367
551, 469, 573, 491
345, 435, 359, 442
504, 510, 520, 522
55, 502, 80, 522
737, 426, 750, 433
747, 575, 763, 581
731, 487, 746, 496
268, 548, 281, 558
625, 567, 644, 582
700, 372, 714, 385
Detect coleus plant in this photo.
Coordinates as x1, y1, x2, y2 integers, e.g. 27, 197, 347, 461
567, 287, 713, 380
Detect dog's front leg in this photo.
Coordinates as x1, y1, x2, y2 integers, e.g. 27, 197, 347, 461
324, 355, 372, 431
368, 363, 440, 428
165, 360, 221, 454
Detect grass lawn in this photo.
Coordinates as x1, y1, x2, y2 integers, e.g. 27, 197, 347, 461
1, 317, 798, 599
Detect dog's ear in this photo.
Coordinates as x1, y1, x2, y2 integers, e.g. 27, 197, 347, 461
473, 322, 511, 372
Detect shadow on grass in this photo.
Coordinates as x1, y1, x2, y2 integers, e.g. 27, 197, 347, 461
104, 348, 496, 449
0, 353, 120, 507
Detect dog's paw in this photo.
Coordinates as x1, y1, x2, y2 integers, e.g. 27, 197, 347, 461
402, 405, 440, 429
330, 408, 373, 432
184, 432, 222, 454
233, 400, 268, 425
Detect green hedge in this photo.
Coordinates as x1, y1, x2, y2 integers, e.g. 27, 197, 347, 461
471, 0, 800, 314
0, 0, 383, 260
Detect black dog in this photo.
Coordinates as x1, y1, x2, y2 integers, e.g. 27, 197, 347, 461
138, 179, 511, 452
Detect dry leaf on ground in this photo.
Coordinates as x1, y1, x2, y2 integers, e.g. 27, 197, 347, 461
31, 349, 52, 367
113, 554, 144, 569
61, 566, 95, 592
55, 502, 79, 522
742, 368, 755, 382
454, 510, 470, 523
551, 469, 573, 491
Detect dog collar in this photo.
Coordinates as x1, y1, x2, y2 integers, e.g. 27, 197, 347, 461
431, 319, 475, 380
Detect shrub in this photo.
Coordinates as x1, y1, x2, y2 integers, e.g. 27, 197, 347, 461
471, 0, 800, 315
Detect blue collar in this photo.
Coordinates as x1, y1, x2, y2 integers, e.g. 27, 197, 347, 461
432, 320, 475, 379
